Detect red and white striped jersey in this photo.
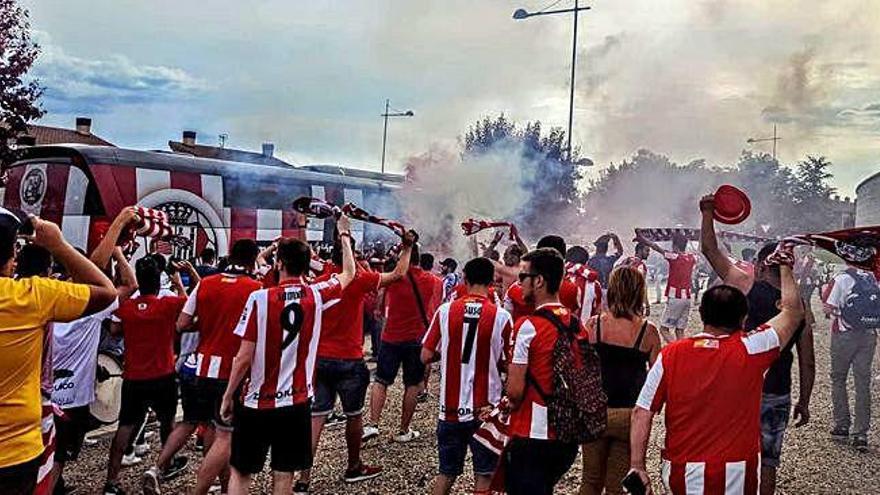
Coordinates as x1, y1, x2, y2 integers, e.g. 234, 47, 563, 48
636, 326, 781, 494
664, 252, 696, 299
234, 277, 342, 409
423, 295, 511, 422
617, 256, 648, 277
184, 273, 262, 380
566, 263, 602, 321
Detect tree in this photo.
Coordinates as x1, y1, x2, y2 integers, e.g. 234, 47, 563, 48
0, 0, 44, 168
461, 114, 585, 236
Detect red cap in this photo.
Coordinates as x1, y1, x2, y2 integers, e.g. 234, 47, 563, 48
713, 185, 751, 225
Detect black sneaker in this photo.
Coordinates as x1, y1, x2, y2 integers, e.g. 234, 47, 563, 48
292, 480, 310, 494
103, 482, 127, 495
325, 410, 346, 429
831, 427, 849, 442
853, 436, 869, 453
344, 463, 382, 483
417, 390, 430, 403
159, 456, 189, 482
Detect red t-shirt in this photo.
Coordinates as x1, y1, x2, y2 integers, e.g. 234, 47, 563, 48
383, 267, 442, 344
636, 325, 781, 491
234, 277, 342, 409
115, 294, 187, 380
618, 256, 648, 276
422, 295, 512, 422
503, 280, 580, 322
566, 265, 602, 321
509, 303, 589, 440
664, 252, 697, 299
317, 268, 381, 360
185, 273, 262, 380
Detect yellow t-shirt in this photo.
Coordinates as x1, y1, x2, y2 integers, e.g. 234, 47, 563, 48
0, 277, 90, 468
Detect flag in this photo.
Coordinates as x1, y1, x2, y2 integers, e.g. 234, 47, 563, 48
461, 218, 517, 239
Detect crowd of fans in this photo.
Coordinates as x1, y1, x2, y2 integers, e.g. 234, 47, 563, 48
0, 190, 877, 495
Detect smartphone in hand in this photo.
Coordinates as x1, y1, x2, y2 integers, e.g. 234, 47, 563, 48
621, 470, 647, 495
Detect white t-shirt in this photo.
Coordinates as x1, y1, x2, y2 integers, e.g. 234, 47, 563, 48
826, 269, 878, 332
51, 300, 119, 408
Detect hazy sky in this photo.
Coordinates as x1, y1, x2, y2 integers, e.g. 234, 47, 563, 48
23, 0, 880, 195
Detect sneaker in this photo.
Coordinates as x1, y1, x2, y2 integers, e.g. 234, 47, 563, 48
417, 390, 430, 403
292, 481, 310, 494
325, 411, 346, 429
121, 453, 142, 467
159, 456, 189, 482
393, 429, 420, 443
853, 436, 869, 453
103, 482, 127, 495
142, 467, 160, 495
83, 435, 98, 446
207, 482, 222, 493
143, 430, 156, 441
362, 425, 379, 441
831, 427, 849, 442
344, 463, 382, 483
195, 435, 205, 452
134, 441, 150, 457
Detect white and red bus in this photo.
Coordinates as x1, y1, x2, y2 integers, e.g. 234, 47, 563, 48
1, 144, 402, 258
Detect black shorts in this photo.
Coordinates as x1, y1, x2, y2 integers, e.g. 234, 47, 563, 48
118, 374, 178, 427
375, 341, 425, 387
312, 358, 370, 417
55, 405, 92, 463
183, 377, 232, 429
230, 401, 312, 474
0, 454, 40, 495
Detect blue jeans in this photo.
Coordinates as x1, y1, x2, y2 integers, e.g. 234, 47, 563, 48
437, 420, 498, 476
312, 358, 370, 416
760, 393, 791, 468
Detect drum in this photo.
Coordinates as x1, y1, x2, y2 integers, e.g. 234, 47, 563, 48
90, 352, 124, 424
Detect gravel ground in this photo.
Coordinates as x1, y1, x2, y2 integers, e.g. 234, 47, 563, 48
64, 297, 880, 494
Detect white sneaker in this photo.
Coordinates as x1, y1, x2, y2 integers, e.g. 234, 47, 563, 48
121, 453, 143, 467
142, 467, 160, 495
134, 441, 150, 457
143, 431, 156, 441
83, 435, 98, 446
393, 429, 420, 443
362, 425, 379, 441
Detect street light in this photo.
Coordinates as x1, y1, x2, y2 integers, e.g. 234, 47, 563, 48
746, 124, 781, 161
513, 1, 591, 162
380, 99, 414, 174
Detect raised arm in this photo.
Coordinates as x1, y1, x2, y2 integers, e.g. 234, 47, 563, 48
633, 232, 666, 256
113, 248, 138, 300
511, 225, 529, 254
767, 263, 805, 348
482, 230, 504, 258
610, 233, 624, 257
699, 194, 751, 293
379, 230, 416, 288
90, 207, 138, 271
335, 215, 356, 289
31, 217, 116, 316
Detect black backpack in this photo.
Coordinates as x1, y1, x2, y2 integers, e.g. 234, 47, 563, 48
841, 269, 880, 332
528, 308, 607, 444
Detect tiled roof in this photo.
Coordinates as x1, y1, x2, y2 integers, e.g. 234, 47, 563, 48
168, 141, 292, 168
25, 125, 114, 146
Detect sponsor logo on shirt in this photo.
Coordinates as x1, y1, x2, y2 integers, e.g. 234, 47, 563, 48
249, 387, 296, 401
693, 339, 719, 349
441, 404, 473, 417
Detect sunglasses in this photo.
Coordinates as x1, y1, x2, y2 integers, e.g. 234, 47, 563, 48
518, 272, 540, 282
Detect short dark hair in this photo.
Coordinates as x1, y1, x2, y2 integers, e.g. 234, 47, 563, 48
464, 257, 495, 286
537, 235, 567, 257
672, 234, 688, 252
419, 253, 435, 271
200, 247, 216, 264
741, 248, 757, 261
135, 256, 161, 295
565, 246, 589, 265
635, 242, 650, 253
277, 238, 311, 276
440, 258, 458, 271
755, 242, 780, 277
522, 247, 565, 293
699, 285, 749, 332
149, 254, 167, 273
410, 243, 421, 265
15, 244, 52, 278
594, 235, 610, 252
229, 239, 259, 267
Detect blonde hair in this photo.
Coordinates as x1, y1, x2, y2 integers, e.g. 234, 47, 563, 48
607, 265, 646, 319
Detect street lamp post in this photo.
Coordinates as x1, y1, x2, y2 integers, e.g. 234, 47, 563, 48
746, 124, 781, 161
513, 1, 591, 162
380, 99, 414, 174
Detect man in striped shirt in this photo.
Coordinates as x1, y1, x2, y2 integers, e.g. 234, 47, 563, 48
421, 257, 512, 495
219, 216, 356, 495
635, 233, 696, 342
628, 254, 804, 494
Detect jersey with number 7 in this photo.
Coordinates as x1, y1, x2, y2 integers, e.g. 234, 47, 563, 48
234, 277, 342, 409
422, 294, 512, 422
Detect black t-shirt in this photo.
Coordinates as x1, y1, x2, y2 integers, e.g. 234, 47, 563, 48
745, 280, 804, 396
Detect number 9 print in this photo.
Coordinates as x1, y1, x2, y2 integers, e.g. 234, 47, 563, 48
280, 302, 304, 350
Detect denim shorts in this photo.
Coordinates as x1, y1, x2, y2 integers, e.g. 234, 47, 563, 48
437, 420, 498, 476
760, 393, 791, 468
375, 341, 425, 387
312, 358, 370, 417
